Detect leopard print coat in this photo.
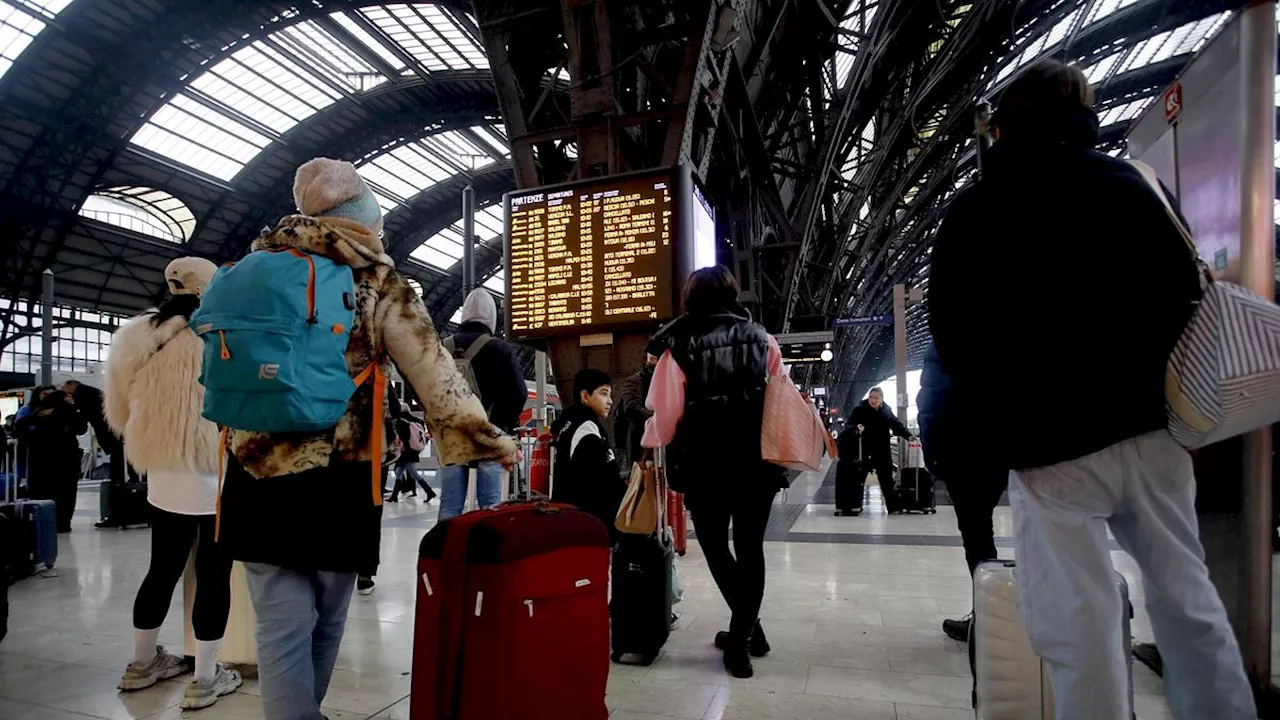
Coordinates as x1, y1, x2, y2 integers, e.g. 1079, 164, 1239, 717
228, 215, 516, 479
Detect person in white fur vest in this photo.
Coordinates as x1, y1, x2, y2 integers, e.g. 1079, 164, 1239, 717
105, 256, 243, 710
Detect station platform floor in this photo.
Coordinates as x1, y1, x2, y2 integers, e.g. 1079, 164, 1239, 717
0, 461, 1185, 720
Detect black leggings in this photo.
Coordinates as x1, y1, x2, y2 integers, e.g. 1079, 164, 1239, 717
848, 456, 900, 513
686, 477, 778, 642
132, 506, 233, 641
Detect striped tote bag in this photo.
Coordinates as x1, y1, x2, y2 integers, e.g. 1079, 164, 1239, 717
1132, 161, 1280, 449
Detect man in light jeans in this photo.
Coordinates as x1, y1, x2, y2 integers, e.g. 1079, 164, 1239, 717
436, 461, 504, 521
243, 564, 355, 720
1011, 431, 1254, 719
927, 61, 1254, 719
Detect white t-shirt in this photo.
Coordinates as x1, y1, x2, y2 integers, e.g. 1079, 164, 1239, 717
146, 469, 219, 516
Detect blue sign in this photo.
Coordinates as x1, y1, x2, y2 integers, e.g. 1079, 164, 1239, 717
832, 314, 893, 328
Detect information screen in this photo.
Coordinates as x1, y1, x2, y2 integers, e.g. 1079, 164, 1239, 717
507, 172, 680, 339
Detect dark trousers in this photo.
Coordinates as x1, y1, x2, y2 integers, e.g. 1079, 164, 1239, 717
847, 455, 900, 513
946, 467, 1009, 574
686, 476, 778, 642
133, 506, 233, 640
389, 463, 434, 501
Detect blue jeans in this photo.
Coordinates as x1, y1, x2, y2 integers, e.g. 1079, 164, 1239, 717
243, 563, 357, 720
437, 462, 503, 521
1010, 431, 1255, 720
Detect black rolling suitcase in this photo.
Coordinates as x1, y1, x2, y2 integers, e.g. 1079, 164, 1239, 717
610, 449, 675, 666
98, 480, 150, 528
896, 440, 936, 513
835, 432, 864, 515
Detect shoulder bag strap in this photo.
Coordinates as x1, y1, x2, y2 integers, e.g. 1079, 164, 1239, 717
463, 334, 492, 362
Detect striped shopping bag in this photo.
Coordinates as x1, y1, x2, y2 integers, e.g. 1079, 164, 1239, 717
1132, 161, 1280, 449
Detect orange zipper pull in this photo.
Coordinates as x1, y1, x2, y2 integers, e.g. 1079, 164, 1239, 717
218, 330, 231, 360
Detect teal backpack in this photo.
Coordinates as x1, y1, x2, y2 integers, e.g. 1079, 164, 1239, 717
191, 249, 363, 433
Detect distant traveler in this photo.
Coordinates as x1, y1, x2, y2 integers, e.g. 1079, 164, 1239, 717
105, 257, 241, 709
643, 265, 788, 679
15, 385, 86, 532
928, 60, 1254, 719
916, 342, 1007, 642
437, 287, 526, 520
388, 398, 435, 504
837, 387, 913, 516
213, 158, 517, 720
614, 343, 661, 475
62, 380, 126, 484
550, 368, 622, 532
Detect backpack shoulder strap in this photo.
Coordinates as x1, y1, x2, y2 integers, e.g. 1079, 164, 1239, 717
443, 336, 458, 356
463, 334, 492, 362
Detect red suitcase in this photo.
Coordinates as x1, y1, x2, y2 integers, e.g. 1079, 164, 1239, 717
667, 491, 687, 557
411, 502, 610, 720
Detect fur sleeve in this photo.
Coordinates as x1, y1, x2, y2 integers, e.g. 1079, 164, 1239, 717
377, 270, 517, 466
103, 314, 156, 434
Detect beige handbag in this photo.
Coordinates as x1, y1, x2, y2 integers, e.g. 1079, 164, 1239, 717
761, 376, 837, 472
615, 459, 660, 535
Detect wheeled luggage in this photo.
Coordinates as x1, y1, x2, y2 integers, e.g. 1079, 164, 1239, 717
611, 533, 673, 665
0, 469, 55, 575
834, 433, 864, 514
98, 480, 151, 528
410, 502, 610, 720
972, 560, 1133, 719
897, 467, 936, 513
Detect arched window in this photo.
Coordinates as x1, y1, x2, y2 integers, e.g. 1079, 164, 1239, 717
79, 187, 196, 243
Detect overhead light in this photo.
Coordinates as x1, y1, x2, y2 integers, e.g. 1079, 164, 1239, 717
820, 349, 834, 362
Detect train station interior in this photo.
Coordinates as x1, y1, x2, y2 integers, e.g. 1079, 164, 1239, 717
0, 0, 1277, 718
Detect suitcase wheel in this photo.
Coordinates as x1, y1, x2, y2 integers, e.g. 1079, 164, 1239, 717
611, 652, 623, 664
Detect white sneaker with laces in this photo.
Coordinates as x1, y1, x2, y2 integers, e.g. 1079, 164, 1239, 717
118, 646, 190, 691
180, 665, 243, 710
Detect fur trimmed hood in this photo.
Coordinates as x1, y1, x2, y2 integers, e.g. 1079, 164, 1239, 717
228, 215, 516, 479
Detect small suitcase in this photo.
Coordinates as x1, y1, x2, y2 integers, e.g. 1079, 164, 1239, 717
972, 560, 1133, 719
410, 502, 610, 720
897, 467, 936, 513
0, 468, 55, 575
835, 433, 865, 514
610, 533, 673, 665
99, 480, 151, 528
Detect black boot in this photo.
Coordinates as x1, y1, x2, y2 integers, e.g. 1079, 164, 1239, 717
715, 621, 770, 658
720, 636, 753, 679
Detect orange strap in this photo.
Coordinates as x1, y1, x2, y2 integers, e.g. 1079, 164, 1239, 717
218, 330, 231, 360
353, 358, 386, 508
215, 427, 228, 541
266, 248, 318, 322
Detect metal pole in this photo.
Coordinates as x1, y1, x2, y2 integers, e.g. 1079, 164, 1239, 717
535, 350, 548, 431
1237, 0, 1275, 690
40, 269, 53, 386
462, 184, 476, 293
974, 100, 993, 176
892, 283, 908, 422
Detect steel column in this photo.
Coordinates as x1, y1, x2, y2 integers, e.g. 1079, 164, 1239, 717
40, 269, 53, 386
462, 184, 476, 293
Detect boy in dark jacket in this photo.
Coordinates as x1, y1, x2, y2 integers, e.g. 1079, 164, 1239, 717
551, 369, 623, 533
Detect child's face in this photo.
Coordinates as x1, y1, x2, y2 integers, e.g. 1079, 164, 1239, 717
581, 386, 613, 418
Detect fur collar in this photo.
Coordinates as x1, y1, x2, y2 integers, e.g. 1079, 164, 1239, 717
252, 215, 394, 269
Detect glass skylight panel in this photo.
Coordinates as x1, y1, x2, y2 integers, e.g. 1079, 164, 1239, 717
1117, 14, 1229, 75
1097, 98, 1149, 126
472, 126, 511, 156
359, 4, 486, 72
1084, 52, 1122, 83
0, 3, 45, 82
406, 278, 424, 298
79, 189, 196, 243
483, 271, 505, 294
449, 308, 463, 325
132, 95, 271, 181
331, 12, 406, 70
189, 43, 342, 134
273, 20, 388, 93
412, 244, 458, 269
1083, 0, 1141, 27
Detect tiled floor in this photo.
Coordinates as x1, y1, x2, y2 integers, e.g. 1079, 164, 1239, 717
1, 467, 1178, 719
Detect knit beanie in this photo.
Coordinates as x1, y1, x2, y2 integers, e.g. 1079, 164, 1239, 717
460, 288, 497, 333
164, 257, 217, 296
292, 157, 384, 234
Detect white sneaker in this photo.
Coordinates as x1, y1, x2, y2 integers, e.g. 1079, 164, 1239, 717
180, 665, 243, 710
119, 646, 190, 691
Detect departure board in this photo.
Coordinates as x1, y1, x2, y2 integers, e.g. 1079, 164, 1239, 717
506, 172, 681, 339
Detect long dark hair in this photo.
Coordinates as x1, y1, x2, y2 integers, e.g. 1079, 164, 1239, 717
681, 265, 741, 315
150, 293, 201, 326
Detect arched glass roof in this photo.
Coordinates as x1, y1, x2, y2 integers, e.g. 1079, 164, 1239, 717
0, 0, 76, 81
128, 3, 489, 181
78, 186, 196, 243
356, 126, 507, 211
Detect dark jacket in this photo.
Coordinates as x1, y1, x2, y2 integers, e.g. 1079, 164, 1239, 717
15, 392, 88, 494
68, 384, 121, 456
551, 404, 622, 533
613, 366, 653, 473
651, 305, 787, 494
446, 322, 527, 434
928, 104, 1200, 470
847, 399, 911, 461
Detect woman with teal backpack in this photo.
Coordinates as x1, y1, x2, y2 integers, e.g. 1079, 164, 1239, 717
208, 158, 518, 720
